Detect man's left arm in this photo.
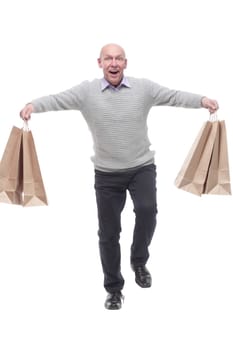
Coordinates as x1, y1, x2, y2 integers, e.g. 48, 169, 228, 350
149, 81, 219, 113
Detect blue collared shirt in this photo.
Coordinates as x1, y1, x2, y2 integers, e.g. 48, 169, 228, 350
101, 76, 131, 92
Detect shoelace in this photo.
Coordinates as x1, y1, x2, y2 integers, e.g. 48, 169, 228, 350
110, 292, 124, 304
137, 267, 147, 276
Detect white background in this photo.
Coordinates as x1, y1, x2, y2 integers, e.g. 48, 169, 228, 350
0, 0, 233, 349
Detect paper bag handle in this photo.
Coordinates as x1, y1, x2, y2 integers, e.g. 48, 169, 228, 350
209, 112, 218, 122
23, 120, 30, 131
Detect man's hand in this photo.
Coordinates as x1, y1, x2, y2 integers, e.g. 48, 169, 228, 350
201, 97, 219, 114
20, 103, 34, 121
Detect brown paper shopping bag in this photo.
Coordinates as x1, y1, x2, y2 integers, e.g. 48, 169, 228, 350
204, 120, 231, 195
0, 126, 23, 204
22, 128, 48, 206
175, 120, 218, 196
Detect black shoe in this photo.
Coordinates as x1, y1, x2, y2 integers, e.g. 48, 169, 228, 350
132, 265, 152, 288
104, 291, 124, 310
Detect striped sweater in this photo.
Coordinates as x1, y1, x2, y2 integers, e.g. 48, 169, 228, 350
31, 77, 203, 171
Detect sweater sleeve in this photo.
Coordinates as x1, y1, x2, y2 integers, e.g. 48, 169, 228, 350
148, 80, 203, 108
31, 81, 89, 113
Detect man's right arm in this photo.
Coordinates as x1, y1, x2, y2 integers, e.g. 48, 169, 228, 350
20, 81, 88, 121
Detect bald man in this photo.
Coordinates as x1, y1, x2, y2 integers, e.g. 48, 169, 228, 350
20, 43, 219, 310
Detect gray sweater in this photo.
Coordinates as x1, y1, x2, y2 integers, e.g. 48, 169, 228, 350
31, 77, 203, 171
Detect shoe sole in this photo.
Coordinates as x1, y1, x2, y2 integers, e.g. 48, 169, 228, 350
105, 304, 122, 310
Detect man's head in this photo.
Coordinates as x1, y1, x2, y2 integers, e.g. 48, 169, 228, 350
98, 43, 127, 87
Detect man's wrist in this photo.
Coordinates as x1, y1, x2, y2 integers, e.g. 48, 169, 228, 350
201, 96, 207, 108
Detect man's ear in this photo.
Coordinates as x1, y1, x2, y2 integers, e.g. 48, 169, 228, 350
97, 58, 102, 68
124, 59, 128, 69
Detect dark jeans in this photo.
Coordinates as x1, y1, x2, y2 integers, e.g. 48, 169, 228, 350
94, 163, 157, 293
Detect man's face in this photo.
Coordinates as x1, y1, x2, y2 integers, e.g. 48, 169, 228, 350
98, 44, 127, 87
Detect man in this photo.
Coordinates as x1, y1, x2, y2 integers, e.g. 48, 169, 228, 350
20, 43, 219, 310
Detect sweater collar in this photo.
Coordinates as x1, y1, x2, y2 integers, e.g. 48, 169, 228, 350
101, 76, 131, 91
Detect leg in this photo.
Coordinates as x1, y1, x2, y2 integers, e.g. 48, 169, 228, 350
94, 170, 127, 293
128, 164, 157, 267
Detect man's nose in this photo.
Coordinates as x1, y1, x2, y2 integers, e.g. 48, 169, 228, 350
111, 58, 117, 66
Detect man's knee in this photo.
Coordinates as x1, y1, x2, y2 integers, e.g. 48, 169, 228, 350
98, 228, 121, 244
134, 200, 157, 217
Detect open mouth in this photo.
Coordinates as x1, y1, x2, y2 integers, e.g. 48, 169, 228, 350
109, 70, 119, 75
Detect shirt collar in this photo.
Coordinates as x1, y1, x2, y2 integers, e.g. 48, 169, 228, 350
101, 76, 131, 91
